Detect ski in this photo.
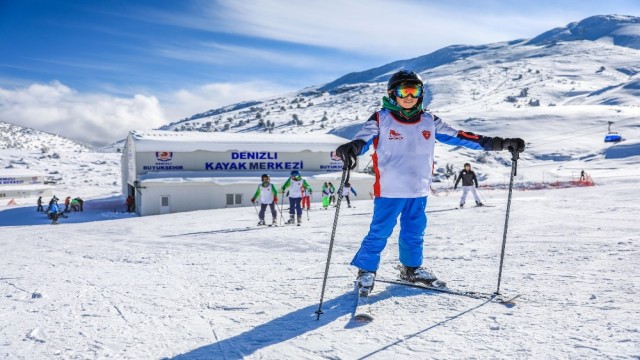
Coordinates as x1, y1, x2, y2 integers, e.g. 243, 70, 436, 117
429, 205, 496, 213
458, 204, 496, 210
376, 278, 519, 305
353, 285, 374, 322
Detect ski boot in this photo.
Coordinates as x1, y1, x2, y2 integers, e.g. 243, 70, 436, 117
296, 216, 302, 226
399, 265, 446, 288
475, 201, 484, 207
272, 219, 278, 226
356, 269, 376, 297
459, 203, 464, 208
257, 219, 266, 226
286, 216, 295, 225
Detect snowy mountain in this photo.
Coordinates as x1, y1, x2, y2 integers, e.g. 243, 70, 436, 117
526, 14, 640, 49
163, 15, 640, 132
158, 15, 640, 185
0, 121, 121, 199
0, 121, 92, 152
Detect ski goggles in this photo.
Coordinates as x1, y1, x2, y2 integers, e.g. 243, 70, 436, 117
394, 84, 423, 99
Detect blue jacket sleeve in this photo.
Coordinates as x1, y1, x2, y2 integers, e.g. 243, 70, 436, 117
432, 114, 500, 150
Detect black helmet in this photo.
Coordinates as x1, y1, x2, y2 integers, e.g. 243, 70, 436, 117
290, 170, 300, 177
387, 70, 423, 91
261, 173, 269, 180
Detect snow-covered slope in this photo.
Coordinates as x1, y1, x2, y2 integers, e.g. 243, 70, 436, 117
1, 178, 638, 359
0, 121, 92, 152
527, 14, 640, 49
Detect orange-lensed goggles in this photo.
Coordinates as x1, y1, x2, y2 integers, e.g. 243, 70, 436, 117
394, 84, 423, 98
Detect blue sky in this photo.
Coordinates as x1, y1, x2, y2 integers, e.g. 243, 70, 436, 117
0, 0, 638, 146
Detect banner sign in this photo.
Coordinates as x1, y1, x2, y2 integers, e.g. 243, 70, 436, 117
205, 152, 303, 171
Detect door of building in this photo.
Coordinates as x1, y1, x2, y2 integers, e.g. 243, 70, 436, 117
160, 195, 171, 214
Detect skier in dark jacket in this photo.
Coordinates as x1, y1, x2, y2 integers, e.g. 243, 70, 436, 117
335, 70, 525, 294
454, 163, 483, 207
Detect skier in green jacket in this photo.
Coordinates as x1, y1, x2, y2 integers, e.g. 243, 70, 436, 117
251, 174, 279, 226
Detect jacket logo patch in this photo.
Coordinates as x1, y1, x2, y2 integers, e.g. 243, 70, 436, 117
421, 130, 431, 140
389, 129, 403, 140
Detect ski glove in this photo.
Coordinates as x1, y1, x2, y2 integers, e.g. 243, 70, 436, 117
335, 139, 365, 170
251, 198, 255, 204
501, 138, 525, 153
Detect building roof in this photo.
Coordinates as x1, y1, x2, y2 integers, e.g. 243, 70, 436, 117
128, 131, 348, 152
0, 169, 45, 177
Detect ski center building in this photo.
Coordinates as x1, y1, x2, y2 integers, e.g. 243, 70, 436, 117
121, 130, 374, 216
0, 169, 53, 200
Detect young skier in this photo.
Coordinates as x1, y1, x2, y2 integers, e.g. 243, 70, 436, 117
328, 182, 336, 205
321, 182, 331, 209
301, 188, 311, 211
48, 200, 60, 224
342, 182, 357, 208
335, 70, 525, 293
454, 163, 483, 207
281, 170, 312, 225
251, 174, 279, 226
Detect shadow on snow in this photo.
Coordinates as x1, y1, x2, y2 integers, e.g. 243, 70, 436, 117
0, 195, 135, 227
169, 284, 491, 359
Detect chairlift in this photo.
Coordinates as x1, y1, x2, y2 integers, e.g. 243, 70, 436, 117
604, 121, 622, 143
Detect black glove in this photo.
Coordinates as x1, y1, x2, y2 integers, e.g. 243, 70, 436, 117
501, 138, 525, 153
335, 140, 364, 170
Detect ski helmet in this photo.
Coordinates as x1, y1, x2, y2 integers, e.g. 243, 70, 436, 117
290, 170, 300, 177
261, 173, 269, 181
387, 70, 424, 91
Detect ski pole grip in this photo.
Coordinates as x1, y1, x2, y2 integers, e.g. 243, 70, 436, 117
509, 147, 520, 161
509, 148, 519, 176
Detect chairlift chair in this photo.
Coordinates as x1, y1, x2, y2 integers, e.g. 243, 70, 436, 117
604, 121, 622, 142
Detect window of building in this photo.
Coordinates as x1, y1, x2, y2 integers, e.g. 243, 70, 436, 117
226, 193, 243, 206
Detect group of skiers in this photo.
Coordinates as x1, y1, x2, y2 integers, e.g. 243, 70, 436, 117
250, 172, 359, 226
37, 195, 84, 224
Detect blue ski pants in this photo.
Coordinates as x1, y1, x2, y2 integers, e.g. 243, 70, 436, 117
351, 197, 428, 272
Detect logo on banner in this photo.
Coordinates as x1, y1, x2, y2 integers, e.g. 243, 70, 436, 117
421, 130, 431, 140
156, 151, 173, 162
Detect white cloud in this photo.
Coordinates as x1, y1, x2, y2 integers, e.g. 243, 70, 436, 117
142, 0, 592, 59
0, 81, 167, 146
162, 80, 295, 122
0, 80, 295, 146
141, 0, 640, 61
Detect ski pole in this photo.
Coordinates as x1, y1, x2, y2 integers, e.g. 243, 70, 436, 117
278, 193, 285, 225
495, 148, 519, 295
315, 160, 352, 320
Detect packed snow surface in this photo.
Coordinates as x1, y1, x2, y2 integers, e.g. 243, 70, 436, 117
1, 177, 638, 359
